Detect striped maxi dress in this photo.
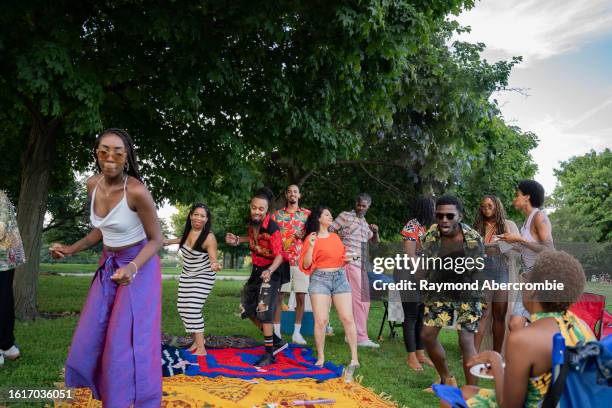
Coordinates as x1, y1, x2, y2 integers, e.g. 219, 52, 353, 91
177, 245, 216, 333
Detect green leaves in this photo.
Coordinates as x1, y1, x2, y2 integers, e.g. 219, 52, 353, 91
0, 0, 538, 242
551, 149, 612, 243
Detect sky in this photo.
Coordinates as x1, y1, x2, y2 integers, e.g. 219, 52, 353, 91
159, 1, 612, 224
455, 0, 612, 194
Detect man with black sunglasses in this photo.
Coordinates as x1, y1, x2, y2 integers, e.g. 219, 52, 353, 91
419, 195, 485, 390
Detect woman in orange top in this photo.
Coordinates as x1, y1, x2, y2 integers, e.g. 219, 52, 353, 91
300, 206, 359, 372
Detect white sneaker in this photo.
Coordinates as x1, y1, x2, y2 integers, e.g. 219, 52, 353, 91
2, 345, 21, 360
357, 339, 380, 348
292, 333, 307, 345
325, 325, 334, 336
0, 353, 4, 366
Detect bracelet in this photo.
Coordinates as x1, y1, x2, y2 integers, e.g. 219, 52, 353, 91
129, 261, 139, 277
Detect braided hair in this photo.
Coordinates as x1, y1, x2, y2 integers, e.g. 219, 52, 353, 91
252, 187, 274, 210
94, 128, 142, 182
474, 194, 507, 236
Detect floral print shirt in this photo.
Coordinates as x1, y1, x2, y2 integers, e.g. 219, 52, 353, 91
0, 191, 26, 271
421, 222, 485, 301
400, 218, 426, 242
271, 207, 311, 266
248, 214, 284, 267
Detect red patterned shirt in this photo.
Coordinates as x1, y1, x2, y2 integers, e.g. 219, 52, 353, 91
400, 218, 426, 243
248, 214, 284, 267
400, 218, 426, 253
271, 207, 311, 266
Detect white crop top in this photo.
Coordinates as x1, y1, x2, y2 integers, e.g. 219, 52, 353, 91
90, 176, 147, 247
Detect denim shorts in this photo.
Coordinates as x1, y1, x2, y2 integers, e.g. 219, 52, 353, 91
512, 267, 532, 319
482, 255, 509, 284
309, 269, 352, 296
512, 292, 531, 319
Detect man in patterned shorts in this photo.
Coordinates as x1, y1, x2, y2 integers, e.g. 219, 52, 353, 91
420, 195, 485, 389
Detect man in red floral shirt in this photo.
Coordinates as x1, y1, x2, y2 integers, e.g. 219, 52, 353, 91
226, 189, 290, 367
272, 185, 311, 345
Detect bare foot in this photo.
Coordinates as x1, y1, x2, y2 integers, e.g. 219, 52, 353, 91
406, 352, 423, 371
315, 359, 324, 367
416, 350, 434, 367
192, 347, 207, 356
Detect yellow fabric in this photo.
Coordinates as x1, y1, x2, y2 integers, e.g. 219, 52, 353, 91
56, 375, 398, 408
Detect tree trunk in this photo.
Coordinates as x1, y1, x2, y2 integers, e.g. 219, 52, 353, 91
13, 119, 59, 320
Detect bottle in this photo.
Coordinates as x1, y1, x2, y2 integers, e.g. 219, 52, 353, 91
343, 363, 358, 383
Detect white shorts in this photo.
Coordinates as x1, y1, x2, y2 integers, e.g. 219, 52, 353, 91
281, 265, 310, 293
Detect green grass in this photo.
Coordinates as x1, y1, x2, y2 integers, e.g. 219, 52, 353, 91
586, 282, 612, 310
2, 276, 611, 407
39, 263, 251, 276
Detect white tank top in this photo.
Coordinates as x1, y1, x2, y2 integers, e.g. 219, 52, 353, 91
520, 209, 540, 271
90, 176, 147, 247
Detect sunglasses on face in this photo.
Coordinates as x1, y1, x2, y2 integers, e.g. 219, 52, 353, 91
96, 148, 126, 161
435, 212, 456, 221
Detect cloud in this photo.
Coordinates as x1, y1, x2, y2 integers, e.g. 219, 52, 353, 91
455, 0, 612, 63
520, 107, 611, 193
564, 95, 612, 130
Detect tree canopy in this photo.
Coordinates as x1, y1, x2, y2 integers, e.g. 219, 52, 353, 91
551, 149, 611, 243
0, 0, 539, 318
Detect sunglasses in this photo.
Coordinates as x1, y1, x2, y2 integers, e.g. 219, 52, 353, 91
96, 148, 126, 161
435, 212, 456, 221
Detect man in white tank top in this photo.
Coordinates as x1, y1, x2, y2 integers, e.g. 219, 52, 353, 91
498, 180, 554, 331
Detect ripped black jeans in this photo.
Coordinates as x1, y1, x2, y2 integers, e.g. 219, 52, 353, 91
240, 264, 282, 323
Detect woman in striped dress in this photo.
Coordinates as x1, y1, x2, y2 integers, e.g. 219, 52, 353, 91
164, 203, 221, 355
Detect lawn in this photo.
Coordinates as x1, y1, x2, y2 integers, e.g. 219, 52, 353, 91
586, 281, 612, 310
2, 276, 610, 407
39, 263, 251, 276
2, 275, 467, 408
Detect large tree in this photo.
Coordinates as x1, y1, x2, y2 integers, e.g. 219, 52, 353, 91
2, 0, 475, 318
551, 149, 611, 243
549, 149, 611, 278
259, 25, 536, 235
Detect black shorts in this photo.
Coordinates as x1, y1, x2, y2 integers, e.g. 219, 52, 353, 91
240, 263, 289, 323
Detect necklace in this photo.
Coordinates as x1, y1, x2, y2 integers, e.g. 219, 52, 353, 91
100, 175, 126, 198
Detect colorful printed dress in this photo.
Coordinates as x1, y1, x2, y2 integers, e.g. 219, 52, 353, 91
0, 191, 26, 272
466, 310, 595, 407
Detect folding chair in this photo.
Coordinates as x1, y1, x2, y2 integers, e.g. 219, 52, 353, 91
543, 332, 612, 407
367, 271, 402, 340
568, 292, 607, 339
602, 309, 612, 339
